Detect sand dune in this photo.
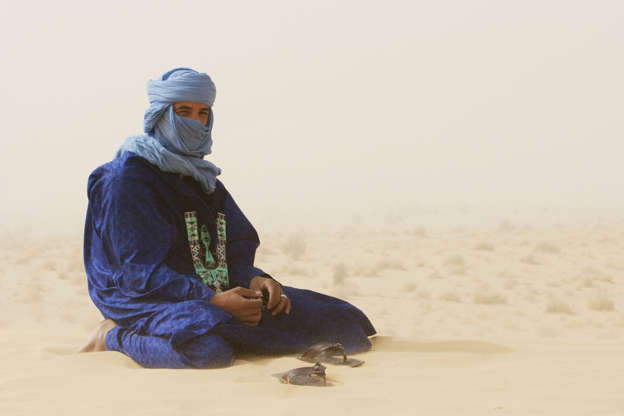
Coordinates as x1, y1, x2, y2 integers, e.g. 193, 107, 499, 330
1, 223, 623, 415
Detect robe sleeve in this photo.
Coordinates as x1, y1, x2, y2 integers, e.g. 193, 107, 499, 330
221, 182, 275, 289
86, 163, 232, 346
95, 173, 217, 302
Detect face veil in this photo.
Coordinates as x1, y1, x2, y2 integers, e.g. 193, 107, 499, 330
153, 105, 215, 158
116, 67, 222, 194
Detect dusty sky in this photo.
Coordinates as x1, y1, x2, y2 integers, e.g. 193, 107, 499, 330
1, 0, 623, 235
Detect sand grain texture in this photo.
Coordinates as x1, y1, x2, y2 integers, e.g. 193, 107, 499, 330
1, 225, 624, 415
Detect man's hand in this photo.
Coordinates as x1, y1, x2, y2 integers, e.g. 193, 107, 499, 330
249, 276, 292, 316
210, 286, 263, 326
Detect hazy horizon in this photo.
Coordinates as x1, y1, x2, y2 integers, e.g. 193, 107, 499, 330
2, 0, 623, 236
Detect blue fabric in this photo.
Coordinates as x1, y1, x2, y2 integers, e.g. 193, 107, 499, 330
116, 133, 221, 195
106, 326, 234, 369
85, 152, 376, 368
106, 286, 374, 369
153, 105, 215, 158
116, 67, 220, 194
144, 67, 216, 134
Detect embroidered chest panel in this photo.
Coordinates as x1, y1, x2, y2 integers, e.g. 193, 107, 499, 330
184, 210, 229, 291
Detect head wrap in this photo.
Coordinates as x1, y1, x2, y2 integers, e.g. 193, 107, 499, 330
116, 67, 222, 194
144, 67, 216, 135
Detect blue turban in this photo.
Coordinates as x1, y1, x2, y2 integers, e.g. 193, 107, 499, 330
116, 67, 222, 193
144, 67, 217, 135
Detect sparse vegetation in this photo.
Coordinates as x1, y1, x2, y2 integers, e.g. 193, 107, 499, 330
444, 254, 465, 267
545, 298, 574, 315
439, 291, 462, 302
473, 292, 507, 305
332, 262, 348, 285
281, 232, 307, 260
534, 242, 561, 254
588, 292, 615, 311
474, 241, 495, 251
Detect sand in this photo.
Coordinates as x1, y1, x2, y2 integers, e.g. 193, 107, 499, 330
1, 223, 623, 415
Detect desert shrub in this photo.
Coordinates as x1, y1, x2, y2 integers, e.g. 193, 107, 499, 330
473, 292, 507, 305
474, 241, 495, 251
499, 220, 515, 231
545, 298, 574, 315
417, 289, 431, 300
439, 291, 462, 302
520, 254, 540, 265
375, 258, 407, 271
534, 242, 561, 254
444, 254, 465, 267
281, 232, 307, 260
588, 292, 615, 311
332, 262, 349, 285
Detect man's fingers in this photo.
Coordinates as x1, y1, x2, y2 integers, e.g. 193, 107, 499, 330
240, 298, 263, 313
245, 310, 262, 325
265, 282, 282, 310
233, 286, 262, 298
285, 298, 292, 314
271, 297, 287, 316
240, 308, 261, 325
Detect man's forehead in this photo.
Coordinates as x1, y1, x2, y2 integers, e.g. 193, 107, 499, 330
174, 101, 211, 109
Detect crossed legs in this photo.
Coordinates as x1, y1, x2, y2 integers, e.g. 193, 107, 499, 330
79, 319, 234, 369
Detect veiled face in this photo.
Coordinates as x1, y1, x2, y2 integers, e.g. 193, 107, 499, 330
173, 101, 211, 126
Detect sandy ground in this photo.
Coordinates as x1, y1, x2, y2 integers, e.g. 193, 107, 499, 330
1, 223, 623, 415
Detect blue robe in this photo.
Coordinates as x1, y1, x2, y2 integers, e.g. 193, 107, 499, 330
84, 152, 376, 368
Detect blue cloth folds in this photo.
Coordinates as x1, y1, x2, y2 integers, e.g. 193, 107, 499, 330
117, 67, 220, 194
84, 152, 376, 368
85, 67, 375, 369
144, 67, 216, 134
116, 133, 221, 195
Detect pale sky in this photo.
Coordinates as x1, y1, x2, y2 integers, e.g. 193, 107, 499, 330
1, 0, 623, 235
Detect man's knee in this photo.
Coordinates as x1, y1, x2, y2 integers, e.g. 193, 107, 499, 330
179, 334, 234, 369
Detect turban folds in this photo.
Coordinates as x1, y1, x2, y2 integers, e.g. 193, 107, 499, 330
144, 68, 217, 134
116, 67, 222, 194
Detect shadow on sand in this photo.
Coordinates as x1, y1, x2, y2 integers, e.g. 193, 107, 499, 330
236, 336, 511, 367
370, 335, 512, 354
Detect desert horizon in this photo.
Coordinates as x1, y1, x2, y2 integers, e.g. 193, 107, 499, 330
2, 221, 624, 414
2, 0, 623, 414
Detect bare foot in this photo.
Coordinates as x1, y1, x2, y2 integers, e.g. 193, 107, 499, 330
78, 319, 118, 353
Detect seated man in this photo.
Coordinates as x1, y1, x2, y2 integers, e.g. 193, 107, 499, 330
79, 67, 376, 369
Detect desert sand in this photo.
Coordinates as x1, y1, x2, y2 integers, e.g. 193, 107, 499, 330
1, 222, 623, 415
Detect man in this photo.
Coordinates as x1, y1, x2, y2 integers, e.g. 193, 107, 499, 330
79, 68, 376, 368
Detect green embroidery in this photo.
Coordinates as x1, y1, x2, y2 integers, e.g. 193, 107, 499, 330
184, 211, 229, 291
